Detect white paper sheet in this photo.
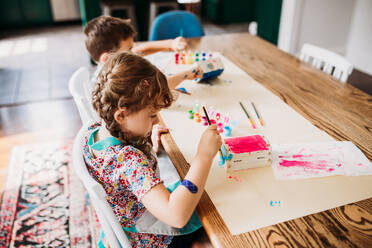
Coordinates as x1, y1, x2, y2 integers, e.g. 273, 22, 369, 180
271, 142, 372, 180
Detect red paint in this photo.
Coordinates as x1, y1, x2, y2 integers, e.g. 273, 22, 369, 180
292, 154, 312, 158
279, 154, 329, 160
224, 135, 268, 153
279, 159, 330, 170
356, 163, 363, 167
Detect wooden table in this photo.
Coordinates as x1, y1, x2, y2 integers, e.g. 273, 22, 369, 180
160, 33, 372, 247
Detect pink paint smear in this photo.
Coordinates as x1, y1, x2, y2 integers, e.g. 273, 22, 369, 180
228, 175, 242, 182
224, 135, 268, 154
279, 159, 333, 171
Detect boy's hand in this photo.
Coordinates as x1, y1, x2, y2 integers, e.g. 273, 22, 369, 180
151, 124, 169, 154
185, 66, 203, 80
171, 37, 188, 51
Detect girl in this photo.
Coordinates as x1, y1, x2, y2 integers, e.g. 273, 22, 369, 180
82, 52, 222, 248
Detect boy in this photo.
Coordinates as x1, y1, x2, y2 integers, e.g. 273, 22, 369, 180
84, 16, 202, 90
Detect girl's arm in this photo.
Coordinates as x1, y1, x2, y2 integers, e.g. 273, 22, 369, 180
167, 67, 203, 90
132, 37, 187, 56
141, 125, 222, 228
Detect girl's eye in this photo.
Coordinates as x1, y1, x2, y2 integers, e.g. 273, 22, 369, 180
150, 115, 157, 118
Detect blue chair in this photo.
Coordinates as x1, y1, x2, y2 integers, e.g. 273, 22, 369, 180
149, 10, 204, 40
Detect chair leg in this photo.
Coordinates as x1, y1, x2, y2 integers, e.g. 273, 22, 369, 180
127, 5, 138, 33
102, 6, 111, 16
149, 2, 157, 34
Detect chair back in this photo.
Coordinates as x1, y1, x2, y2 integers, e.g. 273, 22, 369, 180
300, 43, 353, 83
149, 10, 204, 40
72, 126, 131, 248
68, 67, 98, 124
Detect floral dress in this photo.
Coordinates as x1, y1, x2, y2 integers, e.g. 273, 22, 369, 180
82, 122, 173, 247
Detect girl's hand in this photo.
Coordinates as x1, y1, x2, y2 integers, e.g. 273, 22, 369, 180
196, 125, 222, 162
185, 66, 203, 80
171, 37, 188, 51
151, 124, 169, 154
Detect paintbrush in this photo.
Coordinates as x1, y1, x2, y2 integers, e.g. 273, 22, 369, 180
251, 102, 264, 126
202, 106, 224, 158
239, 101, 256, 129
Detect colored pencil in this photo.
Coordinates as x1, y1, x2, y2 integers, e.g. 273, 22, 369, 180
251, 102, 264, 126
202, 106, 223, 158
239, 101, 256, 129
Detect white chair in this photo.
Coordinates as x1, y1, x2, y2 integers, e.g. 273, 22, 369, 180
299, 43, 353, 83
73, 125, 131, 248
68, 67, 98, 125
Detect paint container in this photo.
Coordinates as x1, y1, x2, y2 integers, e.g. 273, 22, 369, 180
223, 126, 232, 137
188, 52, 193, 64
216, 113, 221, 121
188, 110, 194, 119
175, 52, 179, 64
193, 102, 200, 113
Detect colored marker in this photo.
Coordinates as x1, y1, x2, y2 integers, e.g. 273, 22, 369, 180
239, 102, 256, 129
203, 106, 223, 158
251, 102, 264, 126
180, 28, 183, 37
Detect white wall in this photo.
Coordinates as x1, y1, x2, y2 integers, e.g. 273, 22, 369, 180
296, 0, 355, 56
345, 0, 372, 75
278, 0, 304, 54
279, 0, 356, 56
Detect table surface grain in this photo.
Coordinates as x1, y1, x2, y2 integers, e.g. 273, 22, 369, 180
160, 33, 372, 248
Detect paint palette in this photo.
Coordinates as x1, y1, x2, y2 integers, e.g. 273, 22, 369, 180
174, 51, 225, 82
174, 51, 213, 65
221, 135, 271, 171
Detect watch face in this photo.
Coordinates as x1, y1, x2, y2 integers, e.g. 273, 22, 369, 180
207, 63, 214, 70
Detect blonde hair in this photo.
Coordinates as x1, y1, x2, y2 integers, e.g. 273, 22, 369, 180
92, 52, 173, 155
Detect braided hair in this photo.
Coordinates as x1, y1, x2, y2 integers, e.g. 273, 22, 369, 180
92, 52, 173, 156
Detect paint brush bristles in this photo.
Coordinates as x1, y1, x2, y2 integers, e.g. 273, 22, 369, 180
239, 102, 256, 129
203, 106, 223, 158
251, 102, 264, 126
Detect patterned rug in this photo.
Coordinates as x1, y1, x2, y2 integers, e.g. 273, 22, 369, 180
0, 141, 100, 247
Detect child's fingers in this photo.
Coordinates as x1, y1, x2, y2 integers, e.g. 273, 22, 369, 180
157, 127, 169, 135
195, 68, 203, 78
208, 124, 218, 131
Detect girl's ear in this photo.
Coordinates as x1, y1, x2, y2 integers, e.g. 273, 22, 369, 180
99, 52, 110, 64
114, 107, 127, 125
